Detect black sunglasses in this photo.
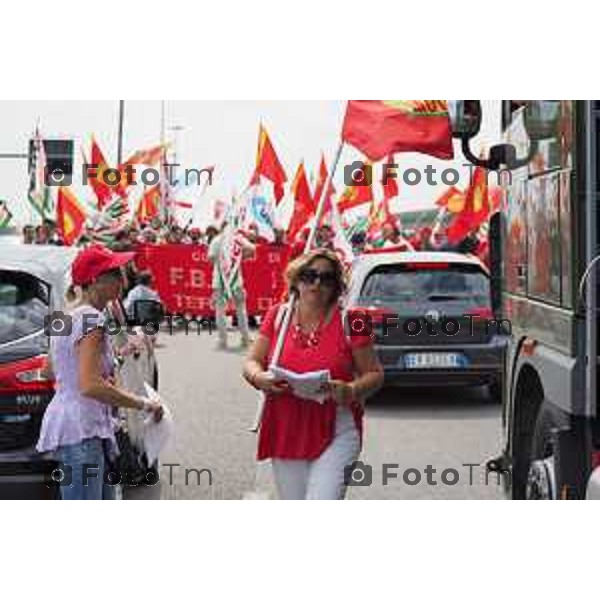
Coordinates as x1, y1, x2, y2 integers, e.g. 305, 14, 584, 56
298, 268, 337, 287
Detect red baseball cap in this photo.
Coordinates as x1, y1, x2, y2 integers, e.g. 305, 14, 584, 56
72, 244, 135, 286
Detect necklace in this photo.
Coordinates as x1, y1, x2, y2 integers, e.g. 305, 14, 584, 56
292, 310, 325, 349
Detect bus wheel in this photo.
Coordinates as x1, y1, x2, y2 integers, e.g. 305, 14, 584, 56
511, 369, 544, 498
525, 409, 558, 500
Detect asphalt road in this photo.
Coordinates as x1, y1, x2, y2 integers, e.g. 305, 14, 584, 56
125, 326, 505, 500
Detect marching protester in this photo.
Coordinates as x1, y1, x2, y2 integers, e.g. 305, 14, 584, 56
124, 270, 162, 319
34, 223, 49, 245
204, 225, 220, 246
290, 227, 310, 260
43, 218, 62, 245
350, 231, 367, 255
187, 227, 203, 244
243, 248, 384, 500
36, 245, 163, 500
272, 227, 286, 247
22, 224, 35, 244
380, 219, 401, 248
315, 224, 335, 250
208, 223, 256, 349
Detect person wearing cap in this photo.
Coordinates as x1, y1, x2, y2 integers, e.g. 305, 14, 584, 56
37, 245, 163, 500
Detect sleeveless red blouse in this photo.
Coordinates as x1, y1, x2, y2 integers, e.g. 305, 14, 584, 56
256, 303, 374, 461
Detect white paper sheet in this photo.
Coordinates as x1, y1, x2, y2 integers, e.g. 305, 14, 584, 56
142, 383, 174, 465
269, 366, 331, 403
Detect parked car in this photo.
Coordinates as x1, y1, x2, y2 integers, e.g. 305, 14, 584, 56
345, 251, 506, 399
0, 244, 160, 499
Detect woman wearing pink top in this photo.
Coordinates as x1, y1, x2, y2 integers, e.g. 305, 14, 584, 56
37, 245, 163, 500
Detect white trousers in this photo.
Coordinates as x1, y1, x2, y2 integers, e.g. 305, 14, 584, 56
214, 287, 250, 344
271, 408, 361, 500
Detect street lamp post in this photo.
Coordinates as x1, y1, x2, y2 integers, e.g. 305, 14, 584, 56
168, 124, 185, 184
117, 100, 125, 165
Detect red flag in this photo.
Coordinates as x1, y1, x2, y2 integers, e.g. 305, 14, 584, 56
435, 185, 465, 214
366, 195, 394, 241
338, 182, 373, 212
382, 154, 399, 200
288, 163, 314, 240
124, 144, 166, 166
251, 124, 287, 204
446, 166, 489, 244
56, 187, 86, 246
342, 100, 454, 161
313, 154, 339, 226
313, 154, 336, 205
88, 137, 113, 209
116, 144, 167, 198
337, 159, 373, 212
136, 185, 161, 223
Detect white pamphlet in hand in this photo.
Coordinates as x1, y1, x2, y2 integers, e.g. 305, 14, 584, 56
269, 366, 331, 403
142, 382, 174, 465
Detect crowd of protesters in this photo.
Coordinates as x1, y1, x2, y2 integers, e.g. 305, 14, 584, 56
21, 213, 486, 264
21, 219, 63, 246
20, 214, 488, 348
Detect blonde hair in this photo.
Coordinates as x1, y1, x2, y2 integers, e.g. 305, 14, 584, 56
285, 248, 347, 305
65, 284, 84, 310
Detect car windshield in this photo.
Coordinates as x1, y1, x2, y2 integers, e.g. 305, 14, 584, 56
359, 263, 490, 312
0, 271, 49, 345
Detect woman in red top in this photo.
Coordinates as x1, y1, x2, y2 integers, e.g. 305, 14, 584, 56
243, 248, 384, 499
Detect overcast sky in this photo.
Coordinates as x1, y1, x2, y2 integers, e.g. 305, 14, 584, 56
0, 100, 501, 227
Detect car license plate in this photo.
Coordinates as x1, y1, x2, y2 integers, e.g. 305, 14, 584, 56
403, 352, 468, 369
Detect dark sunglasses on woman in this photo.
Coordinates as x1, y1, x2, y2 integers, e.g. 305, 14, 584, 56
298, 268, 337, 287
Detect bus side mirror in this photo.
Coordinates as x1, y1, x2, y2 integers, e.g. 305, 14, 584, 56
455, 100, 542, 171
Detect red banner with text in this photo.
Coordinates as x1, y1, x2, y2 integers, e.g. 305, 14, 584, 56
134, 243, 291, 317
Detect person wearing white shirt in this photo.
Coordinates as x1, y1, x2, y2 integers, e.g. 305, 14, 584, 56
124, 271, 162, 318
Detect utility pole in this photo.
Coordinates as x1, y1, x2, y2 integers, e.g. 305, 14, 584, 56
117, 100, 125, 165
169, 124, 185, 184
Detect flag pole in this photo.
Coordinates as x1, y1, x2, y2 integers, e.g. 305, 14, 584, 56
305, 141, 344, 251
249, 140, 344, 432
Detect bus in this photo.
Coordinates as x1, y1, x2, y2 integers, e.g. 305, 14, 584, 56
471, 100, 600, 499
